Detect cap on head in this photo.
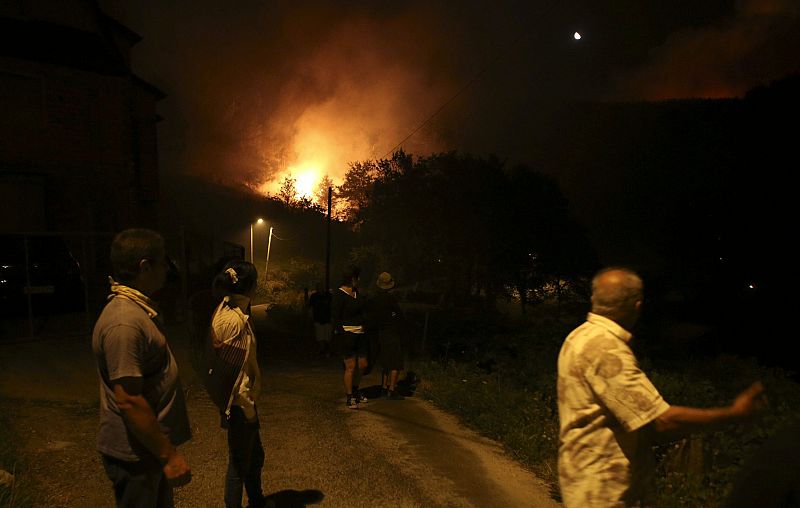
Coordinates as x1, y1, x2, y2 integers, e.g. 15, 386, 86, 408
376, 272, 395, 290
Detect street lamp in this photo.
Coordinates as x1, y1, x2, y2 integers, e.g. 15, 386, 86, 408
250, 218, 264, 263
264, 226, 274, 281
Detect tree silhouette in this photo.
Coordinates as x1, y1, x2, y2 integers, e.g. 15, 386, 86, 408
277, 174, 297, 205
337, 160, 377, 223
342, 151, 596, 308
314, 174, 335, 210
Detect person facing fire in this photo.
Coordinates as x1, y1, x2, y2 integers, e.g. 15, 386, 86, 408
557, 267, 766, 507
367, 271, 406, 400
92, 228, 191, 507
207, 260, 267, 508
332, 265, 368, 409
308, 282, 333, 357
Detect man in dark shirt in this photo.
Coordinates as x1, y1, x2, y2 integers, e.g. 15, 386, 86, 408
331, 266, 368, 409
308, 283, 332, 357
724, 418, 800, 508
368, 272, 406, 400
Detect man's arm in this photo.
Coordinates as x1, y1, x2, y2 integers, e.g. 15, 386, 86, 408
113, 378, 191, 483
650, 381, 766, 442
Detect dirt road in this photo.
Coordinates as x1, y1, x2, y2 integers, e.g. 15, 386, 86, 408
0, 321, 558, 507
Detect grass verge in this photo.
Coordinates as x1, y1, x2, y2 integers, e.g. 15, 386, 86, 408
412, 323, 800, 506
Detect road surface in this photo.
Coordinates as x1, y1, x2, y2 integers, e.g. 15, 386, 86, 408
0, 314, 558, 507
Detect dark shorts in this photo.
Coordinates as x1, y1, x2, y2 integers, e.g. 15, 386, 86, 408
335, 331, 368, 359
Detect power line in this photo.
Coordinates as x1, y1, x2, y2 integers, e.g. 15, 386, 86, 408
381, 0, 561, 159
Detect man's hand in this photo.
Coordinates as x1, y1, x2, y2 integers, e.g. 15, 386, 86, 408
163, 451, 191, 487
113, 380, 192, 487
731, 381, 767, 420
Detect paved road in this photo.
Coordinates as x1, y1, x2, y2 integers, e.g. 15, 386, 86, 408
0, 318, 558, 507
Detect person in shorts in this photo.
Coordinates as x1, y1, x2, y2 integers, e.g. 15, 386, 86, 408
331, 266, 368, 409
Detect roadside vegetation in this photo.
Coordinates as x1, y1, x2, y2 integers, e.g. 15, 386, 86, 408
411, 306, 800, 506
211, 147, 797, 506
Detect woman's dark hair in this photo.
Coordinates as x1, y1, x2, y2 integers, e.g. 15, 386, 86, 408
340, 265, 361, 286
212, 259, 258, 300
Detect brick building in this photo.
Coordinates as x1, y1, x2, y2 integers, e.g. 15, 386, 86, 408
0, 0, 163, 233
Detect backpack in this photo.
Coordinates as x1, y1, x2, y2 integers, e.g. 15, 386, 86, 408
189, 292, 248, 413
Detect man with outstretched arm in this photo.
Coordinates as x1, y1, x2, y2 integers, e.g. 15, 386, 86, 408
93, 228, 191, 507
557, 267, 766, 507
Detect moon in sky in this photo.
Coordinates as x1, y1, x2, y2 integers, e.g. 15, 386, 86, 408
574, 31, 582, 40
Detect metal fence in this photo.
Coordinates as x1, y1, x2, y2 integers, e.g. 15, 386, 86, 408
0, 232, 113, 340
0, 229, 244, 341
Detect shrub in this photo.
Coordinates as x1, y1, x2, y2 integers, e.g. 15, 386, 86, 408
413, 326, 800, 505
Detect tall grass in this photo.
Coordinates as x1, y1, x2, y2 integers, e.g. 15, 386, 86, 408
413, 322, 800, 506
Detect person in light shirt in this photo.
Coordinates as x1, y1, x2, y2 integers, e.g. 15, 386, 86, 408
208, 260, 267, 508
92, 228, 191, 507
557, 267, 766, 507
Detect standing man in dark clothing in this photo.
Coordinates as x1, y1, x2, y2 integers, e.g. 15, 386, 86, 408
368, 272, 406, 400
308, 283, 332, 357
92, 228, 191, 507
724, 417, 800, 508
331, 266, 368, 409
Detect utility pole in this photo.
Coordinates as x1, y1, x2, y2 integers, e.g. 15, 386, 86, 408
325, 186, 332, 291
249, 223, 254, 263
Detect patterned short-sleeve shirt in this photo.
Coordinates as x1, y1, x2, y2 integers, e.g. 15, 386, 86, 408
557, 313, 670, 507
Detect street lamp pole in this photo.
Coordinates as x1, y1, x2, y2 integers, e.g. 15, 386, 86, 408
250, 218, 264, 263
325, 186, 332, 291
264, 227, 273, 281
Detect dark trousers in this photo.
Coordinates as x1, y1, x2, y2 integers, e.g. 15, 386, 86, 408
101, 453, 173, 508
225, 406, 266, 508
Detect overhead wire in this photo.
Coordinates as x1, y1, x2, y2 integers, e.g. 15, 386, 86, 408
381, 0, 562, 159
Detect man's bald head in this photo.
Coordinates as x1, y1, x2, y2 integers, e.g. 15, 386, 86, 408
591, 268, 643, 327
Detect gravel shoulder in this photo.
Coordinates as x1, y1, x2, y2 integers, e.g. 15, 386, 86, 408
0, 325, 558, 507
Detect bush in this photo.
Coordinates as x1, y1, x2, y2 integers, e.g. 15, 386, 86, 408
256, 259, 323, 308
650, 357, 800, 507
413, 326, 800, 505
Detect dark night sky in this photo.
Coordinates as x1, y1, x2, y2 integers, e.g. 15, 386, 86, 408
98, 0, 799, 182
97, 0, 799, 273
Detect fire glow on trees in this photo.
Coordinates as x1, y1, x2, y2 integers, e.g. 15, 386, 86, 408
231, 8, 462, 202
99, 0, 799, 203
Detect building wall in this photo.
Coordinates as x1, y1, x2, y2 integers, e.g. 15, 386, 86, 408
0, 2, 160, 233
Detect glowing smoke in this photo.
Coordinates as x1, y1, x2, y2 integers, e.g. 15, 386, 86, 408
100, 0, 800, 196
613, 0, 800, 100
